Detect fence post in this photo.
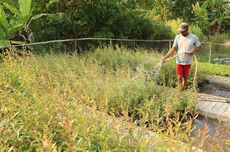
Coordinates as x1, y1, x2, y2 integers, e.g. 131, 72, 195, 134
74, 40, 77, 52
109, 38, 112, 46
133, 40, 135, 49
169, 40, 172, 50
208, 42, 212, 63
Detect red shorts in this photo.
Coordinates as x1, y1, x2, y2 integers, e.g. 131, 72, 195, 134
176, 64, 191, 77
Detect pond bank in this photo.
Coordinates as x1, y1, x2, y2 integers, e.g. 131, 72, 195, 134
193, 76, 230, 151
192, 115, 230, 151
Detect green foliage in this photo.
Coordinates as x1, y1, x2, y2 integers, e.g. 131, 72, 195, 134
202, 33, 230, 43
156, 57, 230, 89
18, 0, 31, 17
165, 0, 198, 21
150, 0, 200, 22
121, 0, 155, 10
0, 0, 47, 48
2, 0, 228, 45
192, 1, 209, 34
190, 24, 204, 39
31, 0, 173, 41
192, 0, 230, 35
0, 47, 199, 150
198, 62, 230, 76
0, 0, 29, 46
157, 61, 177, 87
0, 47, 228, 151
166, 19, 182, 37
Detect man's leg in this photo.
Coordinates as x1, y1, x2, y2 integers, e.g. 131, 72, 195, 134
183, 76, 188, 89
176, 64, 184, 90
183, 65, 191, 89
177, 75, 184, 90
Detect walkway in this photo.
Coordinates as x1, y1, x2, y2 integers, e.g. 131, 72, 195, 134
196, 75, 230, 121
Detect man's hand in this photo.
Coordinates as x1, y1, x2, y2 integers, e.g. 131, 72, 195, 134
186, 46, 200, 55
160, 58, 167, 64
161, 46, 177, 64
186, 50, 194, 55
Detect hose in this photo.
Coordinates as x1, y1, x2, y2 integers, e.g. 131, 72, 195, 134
193, 54, 198, 91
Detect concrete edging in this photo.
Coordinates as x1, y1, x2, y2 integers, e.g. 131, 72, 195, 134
205, 75, 230, 89
196, 93, 230, 121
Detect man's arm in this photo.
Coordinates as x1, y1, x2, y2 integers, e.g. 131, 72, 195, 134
187, 45, 201, 55
187, 35, 201, 55
161, 46, 177, 63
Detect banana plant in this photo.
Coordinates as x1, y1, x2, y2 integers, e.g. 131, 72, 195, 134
0, 0, 46, 48
192, 0, 230, 34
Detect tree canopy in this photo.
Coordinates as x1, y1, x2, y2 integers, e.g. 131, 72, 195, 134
0, 0, 229, 44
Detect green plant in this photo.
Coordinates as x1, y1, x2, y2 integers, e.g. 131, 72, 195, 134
198, 62, 230, 76
0, 0, 46, 48
192, 0, 230, 35
0, 46, 228, 151
190, 24, 204, 39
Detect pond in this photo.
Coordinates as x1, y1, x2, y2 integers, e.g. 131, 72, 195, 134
212, 58, 230, 65
192, 115, 230, 150
192, 83, 230, 150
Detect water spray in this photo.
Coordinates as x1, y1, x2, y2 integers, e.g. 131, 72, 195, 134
123, 51, 198, 90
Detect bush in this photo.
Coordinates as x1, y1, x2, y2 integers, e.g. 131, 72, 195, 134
31, 1, 173, 43
166, 19, 182, 37
190, 24, 204, 40
202, 33, 230, 43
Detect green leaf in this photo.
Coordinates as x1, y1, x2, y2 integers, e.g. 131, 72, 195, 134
0, 23, 7, 39
30, 13, 49, 21
2, 2, 20, 16
0, 39, 9, 48
7, 23, 24, 39
10, 40, 25, 45
0, 6, 9, 28
0, 0, 9, 3
208, 19, 218, 27
223, 16, 230, 20
19, 0, 31, 17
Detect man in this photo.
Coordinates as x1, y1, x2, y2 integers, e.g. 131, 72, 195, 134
161, 22, 201, 90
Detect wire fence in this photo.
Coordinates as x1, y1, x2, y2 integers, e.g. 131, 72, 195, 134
7, 38, 230, 65
200, 42, 230, 64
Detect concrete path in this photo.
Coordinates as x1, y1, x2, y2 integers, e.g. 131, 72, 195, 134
196, 75, 230, 121
196, 93, 230, 121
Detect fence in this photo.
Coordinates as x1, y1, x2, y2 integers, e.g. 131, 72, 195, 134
200, 42, 230, 64
9, 38, 230, 64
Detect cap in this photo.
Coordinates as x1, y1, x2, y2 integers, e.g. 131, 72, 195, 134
178, 22, 189, 32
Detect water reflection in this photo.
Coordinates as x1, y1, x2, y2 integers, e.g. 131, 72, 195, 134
192, 115, 230, 151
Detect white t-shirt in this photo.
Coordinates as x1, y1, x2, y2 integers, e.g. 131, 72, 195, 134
173, 33, 201, 65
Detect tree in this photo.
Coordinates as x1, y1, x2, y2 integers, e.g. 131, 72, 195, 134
192, 0, 230, 35
31, 0, 173, 41
150, 0, 201, 22
0, 0, 46, 48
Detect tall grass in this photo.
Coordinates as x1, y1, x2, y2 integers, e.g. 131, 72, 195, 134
0, 47, 228, 151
